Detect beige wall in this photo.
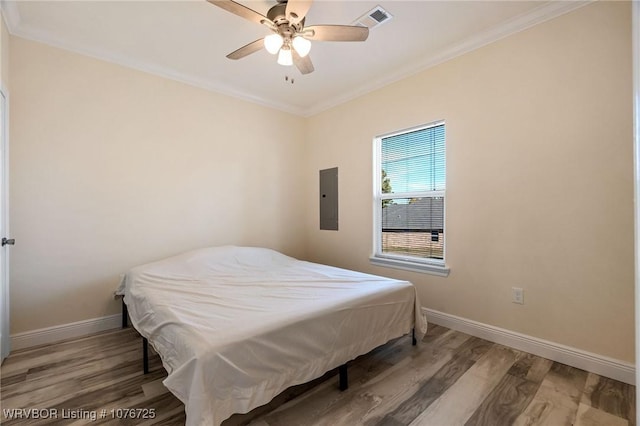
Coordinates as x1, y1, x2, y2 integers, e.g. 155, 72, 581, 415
9, 37, 306, 333
304, 1, 634, 362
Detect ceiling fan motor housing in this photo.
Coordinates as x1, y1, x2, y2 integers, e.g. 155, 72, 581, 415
267, 3, 304, 32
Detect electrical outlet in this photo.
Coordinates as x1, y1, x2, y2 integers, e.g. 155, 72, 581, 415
512, 287, 524, 304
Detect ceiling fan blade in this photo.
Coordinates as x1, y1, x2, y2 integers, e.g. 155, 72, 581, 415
285, 0, 313, 25
226, 39, 264, 60
293, 51, 314, 75
207, 0, 271, 26
305, 25, 369, 42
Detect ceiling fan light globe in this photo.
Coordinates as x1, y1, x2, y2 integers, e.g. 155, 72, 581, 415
264, 34, 284, 55
292, 36, 311, 57
277, 48, 293, 66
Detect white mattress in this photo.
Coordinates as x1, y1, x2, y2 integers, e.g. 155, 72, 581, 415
117, 246, 427, 426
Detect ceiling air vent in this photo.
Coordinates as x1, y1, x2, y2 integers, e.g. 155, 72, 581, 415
353, 5, 393, 30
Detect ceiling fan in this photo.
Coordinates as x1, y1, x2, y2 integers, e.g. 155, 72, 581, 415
206, 0, 369, 75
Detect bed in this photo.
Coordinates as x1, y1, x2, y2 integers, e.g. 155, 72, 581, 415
116, 246, 427, 426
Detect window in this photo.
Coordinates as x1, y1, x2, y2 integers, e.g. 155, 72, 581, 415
371, 121, 449, 276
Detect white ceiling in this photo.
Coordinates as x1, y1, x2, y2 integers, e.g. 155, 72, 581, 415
1, 0, 588, 116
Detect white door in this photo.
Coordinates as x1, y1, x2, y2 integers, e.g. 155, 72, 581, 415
0, 89, 10, 362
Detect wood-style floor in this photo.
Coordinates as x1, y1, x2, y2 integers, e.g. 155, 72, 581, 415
0, 324, 635, 425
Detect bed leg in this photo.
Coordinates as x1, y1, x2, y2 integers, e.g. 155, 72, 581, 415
339, 364, 348, 391
143, 337, 149, 374
412, 328, 417, 346
122, 298, 128, 328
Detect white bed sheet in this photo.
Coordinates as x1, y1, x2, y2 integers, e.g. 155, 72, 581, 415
117, 246, 427, 426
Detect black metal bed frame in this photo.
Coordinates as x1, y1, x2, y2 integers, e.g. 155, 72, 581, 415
121, 297, 417, 391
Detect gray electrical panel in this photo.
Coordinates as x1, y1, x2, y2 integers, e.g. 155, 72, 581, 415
319, 167, 338, 230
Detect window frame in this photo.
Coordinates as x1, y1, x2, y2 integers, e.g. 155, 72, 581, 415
370, 120, 450, 277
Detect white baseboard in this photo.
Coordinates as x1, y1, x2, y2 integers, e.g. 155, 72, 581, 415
10, 314, 121, 351
424, 308, 635, 385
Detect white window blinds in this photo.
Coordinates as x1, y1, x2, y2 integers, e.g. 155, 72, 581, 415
375, 122, 446, 265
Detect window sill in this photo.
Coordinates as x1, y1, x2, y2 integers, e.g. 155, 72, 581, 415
369, 256, 450, 277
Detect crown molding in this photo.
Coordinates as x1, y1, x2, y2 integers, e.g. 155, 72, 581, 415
8, 24, 303, 116
0, 0, 20, 34
301, 0, 593, 117
2, 1, 593, 118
